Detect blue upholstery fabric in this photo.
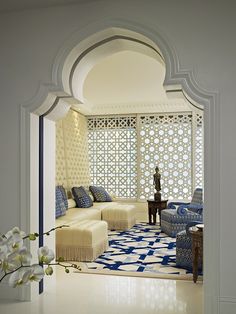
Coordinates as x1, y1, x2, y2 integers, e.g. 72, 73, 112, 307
72, 186, 93, 208
161, 209, 203, 237
177, 205, 188, 216
161, 188, 203, 237
55, 186, 67, 218
167, 188, 203, 212
176, 221, 203, 271
89, 186, 112, 202
57, 185, 68, 210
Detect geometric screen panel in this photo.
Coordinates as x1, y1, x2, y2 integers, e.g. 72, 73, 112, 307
88, 116, 137, 198
138, 114, 192, 201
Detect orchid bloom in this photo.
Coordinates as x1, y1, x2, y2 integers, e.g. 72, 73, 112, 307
38, 246, 55, 264
5, 228, 25, 253
9, 264, 44, 287
1, 225, 75, 288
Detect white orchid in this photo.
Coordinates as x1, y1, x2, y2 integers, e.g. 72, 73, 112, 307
9, 264, 44, 287
38, 246, 55, 264
5, 232, 24, 253
0, 225, 80, 288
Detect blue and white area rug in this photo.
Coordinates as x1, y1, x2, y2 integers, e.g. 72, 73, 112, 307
80, 222, 201, 280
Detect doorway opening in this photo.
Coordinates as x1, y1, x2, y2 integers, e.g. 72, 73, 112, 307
21, 24, 219, 312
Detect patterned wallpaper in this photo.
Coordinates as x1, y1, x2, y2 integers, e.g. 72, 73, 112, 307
56, 110, 91, 193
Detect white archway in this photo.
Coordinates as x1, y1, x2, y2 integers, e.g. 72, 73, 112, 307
21, 20, 220, 314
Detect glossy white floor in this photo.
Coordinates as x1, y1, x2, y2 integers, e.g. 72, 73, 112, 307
0, 207, 203, 314
0, 267, 203, 314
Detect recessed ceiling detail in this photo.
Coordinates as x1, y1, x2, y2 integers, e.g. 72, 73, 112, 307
61, 27, 202, 115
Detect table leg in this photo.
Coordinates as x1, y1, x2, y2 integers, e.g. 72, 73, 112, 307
153, 212, 156, 224
148, 208, 152, 224
193, 246, 199, 283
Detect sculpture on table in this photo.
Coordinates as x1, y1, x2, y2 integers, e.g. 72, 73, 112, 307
153, 166, 162, 201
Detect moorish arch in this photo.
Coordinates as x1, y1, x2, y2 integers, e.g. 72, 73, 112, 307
21, 20, 219, 313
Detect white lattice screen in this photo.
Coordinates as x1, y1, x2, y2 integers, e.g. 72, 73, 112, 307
87, 116, 137, 198
88, 112, 203, 201
138, 114, 192, 200
56, 110, 91, 191
194, 113, 204, 189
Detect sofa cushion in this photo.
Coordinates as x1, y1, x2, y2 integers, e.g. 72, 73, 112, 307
72, 186, 93, 208
55, 186, 67, 218
89, 186, 112, 202
55, 208, 101, 226
67, 198, 76, 209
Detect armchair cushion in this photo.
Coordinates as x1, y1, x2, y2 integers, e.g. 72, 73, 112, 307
161, 209, 203, 237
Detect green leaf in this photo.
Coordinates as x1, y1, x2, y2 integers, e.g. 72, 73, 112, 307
57, 257, 64, 262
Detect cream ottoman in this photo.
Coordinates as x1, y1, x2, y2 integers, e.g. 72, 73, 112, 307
56, 220, 108, 261
102, 204, 136, 230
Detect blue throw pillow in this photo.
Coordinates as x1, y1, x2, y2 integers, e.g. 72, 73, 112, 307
57, 185, 68, 210
72, 186, 93, 208
55, 186, 67, 218
89, 186, 112, 202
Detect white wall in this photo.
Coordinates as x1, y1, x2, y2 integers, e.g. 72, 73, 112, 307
0, 1, 236, 312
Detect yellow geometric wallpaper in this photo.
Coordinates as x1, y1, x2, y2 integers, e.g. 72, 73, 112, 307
56, 109, 91, 192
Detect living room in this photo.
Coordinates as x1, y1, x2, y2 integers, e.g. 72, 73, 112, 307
53, 35, 204, 279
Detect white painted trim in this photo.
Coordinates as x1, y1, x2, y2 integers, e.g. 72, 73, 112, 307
220, 297, 236, 303
20, 19, 220, 314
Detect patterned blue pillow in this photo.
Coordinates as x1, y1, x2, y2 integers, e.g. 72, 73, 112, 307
55, 186, 67, 218
72, 186, 93, 208
57, 185, 68, 210
89, 186, 112, 202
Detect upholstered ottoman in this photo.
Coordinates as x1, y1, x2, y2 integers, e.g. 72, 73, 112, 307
176, 230, 202, 271
101, 204, 136, 230
56, 220, 108, 261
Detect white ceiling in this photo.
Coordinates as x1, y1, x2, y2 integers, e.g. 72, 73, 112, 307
80, 50, 192, 115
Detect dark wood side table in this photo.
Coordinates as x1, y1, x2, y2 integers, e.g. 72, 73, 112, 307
147, 199, 168, 225
189, 225, 203, 283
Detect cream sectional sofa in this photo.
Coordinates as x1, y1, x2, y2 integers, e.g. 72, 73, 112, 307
55, 199, 137, 261
56, 199, 136, 229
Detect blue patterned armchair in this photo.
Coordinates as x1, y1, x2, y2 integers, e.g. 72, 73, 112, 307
161, 188, 203, 237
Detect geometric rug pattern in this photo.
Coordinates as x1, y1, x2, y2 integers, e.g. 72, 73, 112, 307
82, 222, 195, 279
